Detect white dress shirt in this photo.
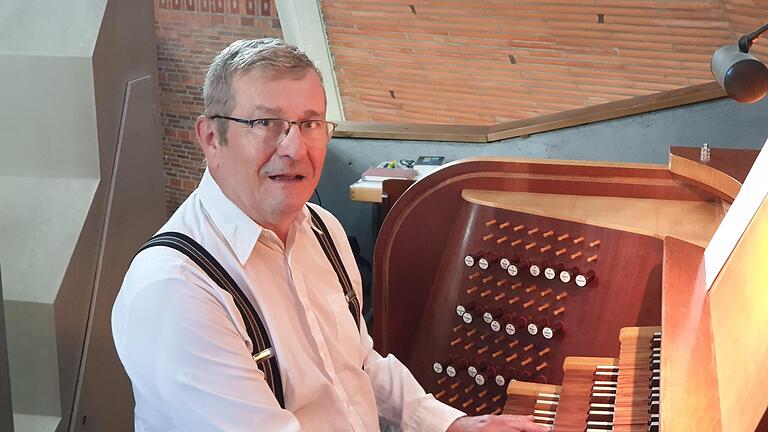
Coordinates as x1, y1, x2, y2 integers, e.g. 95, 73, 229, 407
112, 169, 465, 431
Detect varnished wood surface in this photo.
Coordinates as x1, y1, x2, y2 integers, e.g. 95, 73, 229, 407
413, 200, 663, 414
486, 82, 726, 141
708, 195, 768, 432
374, 157, 731, 358
334, 83, 725, 142
462, 189, 725, 248
670, 146, 758, 185
669, 147, 760, 201
506, 380, 562, 399
660, 237, 722, 431
371, 153, 760, 428
334, 121, 488, 142
374, 159, 709, 356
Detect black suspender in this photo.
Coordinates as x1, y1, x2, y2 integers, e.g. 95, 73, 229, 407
137, 205, 358, 409
138, 232, 285, 407
306, 205, 361, 331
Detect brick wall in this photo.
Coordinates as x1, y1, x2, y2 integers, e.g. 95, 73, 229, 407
156, 1, 768, 215
722, 0, 768, 60
322, 1, 765, 125
155, 0, 281, 215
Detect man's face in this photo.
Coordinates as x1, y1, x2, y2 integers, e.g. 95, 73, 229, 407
205, 68, 328, 232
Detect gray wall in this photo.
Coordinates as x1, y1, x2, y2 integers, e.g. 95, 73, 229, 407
0, 1, 165, 430
318, 96, 768, 264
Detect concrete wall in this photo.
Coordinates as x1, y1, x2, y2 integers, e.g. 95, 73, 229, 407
0, 1, 165, 431
318, 96, 768, 265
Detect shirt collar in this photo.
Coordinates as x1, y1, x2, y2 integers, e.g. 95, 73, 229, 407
197, 169, 315, 264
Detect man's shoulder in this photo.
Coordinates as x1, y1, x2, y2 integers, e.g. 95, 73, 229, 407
123, 243, 196, 292
123, 193, 216, 292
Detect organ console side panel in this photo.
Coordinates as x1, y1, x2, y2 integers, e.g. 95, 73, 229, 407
373, 153, 740, 415
659, 152, 767, 432
708, 194, 768, 431
661, 238, 722, 430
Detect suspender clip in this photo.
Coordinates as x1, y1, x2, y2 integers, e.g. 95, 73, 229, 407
253, 347, 274, 364
345, 290, 357, 303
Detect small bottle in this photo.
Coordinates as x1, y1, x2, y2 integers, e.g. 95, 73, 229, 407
700, 143, 711, 163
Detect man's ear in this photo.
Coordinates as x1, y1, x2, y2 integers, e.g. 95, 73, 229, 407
195, 115, 221, 160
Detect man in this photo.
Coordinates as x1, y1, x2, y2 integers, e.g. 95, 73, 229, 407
112, 38, 547, 432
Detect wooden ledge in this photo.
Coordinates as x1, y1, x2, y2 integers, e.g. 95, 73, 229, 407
669, 146, 759, 202
334, 82, 725, 143
460, 189, 725, 247
333, 121, 488, 142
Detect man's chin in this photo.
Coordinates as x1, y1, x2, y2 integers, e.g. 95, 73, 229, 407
277, 195, 315, 216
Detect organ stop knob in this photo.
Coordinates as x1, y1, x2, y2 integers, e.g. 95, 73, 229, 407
475, 366, 497, 386
527, 317, 542, 336
478, 251, 499, 270
464, 251, 485, 267
499, 256, 511, 270
543, 260, 557, 280
575, 270, 597, 287
455, 301, 477, 317
467, 360, 488, 378
506, 315, 528, 336
542, 321, 565, 340
433, 355, 459, 374
560, 266, 580, 283
508, 257, 529, 277
529, 260, 542, 277
495, 367, 517, 387
445, 358, 468, 378
483, 307, 503, 324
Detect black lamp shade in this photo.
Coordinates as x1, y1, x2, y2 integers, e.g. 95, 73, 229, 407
712, 45, 768, 103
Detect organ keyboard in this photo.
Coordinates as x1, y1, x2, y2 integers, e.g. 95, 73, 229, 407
373, 147, 767, 430
505, 326, 662, 431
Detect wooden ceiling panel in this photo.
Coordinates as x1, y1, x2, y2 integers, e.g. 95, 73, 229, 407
322, 0, 768, 124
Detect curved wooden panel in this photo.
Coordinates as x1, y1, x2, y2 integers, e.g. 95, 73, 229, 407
372, 154, 748, 415
669, 146, 760, 201
374, 157, 721, 355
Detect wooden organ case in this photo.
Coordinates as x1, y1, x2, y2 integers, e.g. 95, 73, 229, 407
373, 147, 766, 430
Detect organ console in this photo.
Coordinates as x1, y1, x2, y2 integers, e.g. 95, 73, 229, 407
373, 146, 768, 430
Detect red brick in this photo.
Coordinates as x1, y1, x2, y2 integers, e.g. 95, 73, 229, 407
156, 0, 281, 215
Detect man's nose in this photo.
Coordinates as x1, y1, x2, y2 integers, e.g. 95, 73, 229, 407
276, 123, 308, 159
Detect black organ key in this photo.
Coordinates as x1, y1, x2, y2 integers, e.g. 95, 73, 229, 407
649, 399, 659, 414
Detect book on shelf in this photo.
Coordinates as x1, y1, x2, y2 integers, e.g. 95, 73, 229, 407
361, 167, 417, 182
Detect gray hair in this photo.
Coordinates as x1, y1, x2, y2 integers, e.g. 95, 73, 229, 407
203, 38, 323, 142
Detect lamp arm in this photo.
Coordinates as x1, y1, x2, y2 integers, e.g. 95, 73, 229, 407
738, 23, 768, 53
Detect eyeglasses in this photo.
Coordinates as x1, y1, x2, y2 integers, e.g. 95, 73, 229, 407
209, 115, 337, 146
